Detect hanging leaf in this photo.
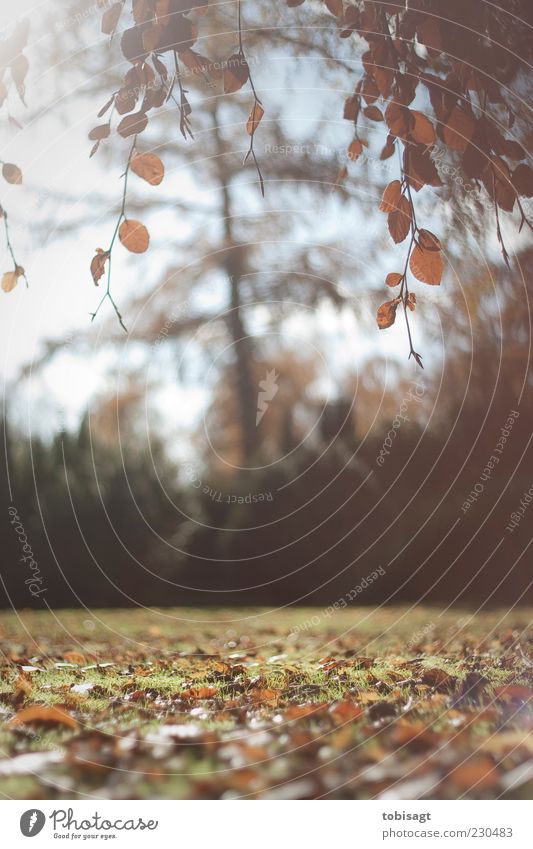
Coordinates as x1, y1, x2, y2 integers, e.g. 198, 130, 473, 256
387, 195, 411, 243
406, 292, 417, 311
119, 219, 150, 253
102, 2, 123, 35
2, 271, 18, 292
343, 95, 360, 122
410, 244, 443, 285
377, 299, 400, 329
443, 108, 475, 152
90, 249, 110, 286
2, 163, 22, 185
363, 105, 384, 121
410, 110, 436, 146
418, 229, 441, 251
88, 124, 110, 141
386, 272, 403, 287
385, 102, 411, 140
512, 164, 533, 197
246, 102, 264, 136
324, 0, 343, 16
347, 139, 363, 161
117, 111, 148, 138
379, 180, 402, 213
130, 152, 165, 185
223, 53, 249, 94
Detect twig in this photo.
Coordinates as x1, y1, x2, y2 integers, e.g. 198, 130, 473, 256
90, 137, 137, 332
238, 0, 264, 197
2, 210, 28, 288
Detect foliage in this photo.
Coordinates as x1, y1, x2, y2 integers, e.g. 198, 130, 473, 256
82, 0, 533, 362
0, 606, 532, 799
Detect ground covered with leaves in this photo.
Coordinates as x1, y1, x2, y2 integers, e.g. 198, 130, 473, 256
0, 606, 532, 800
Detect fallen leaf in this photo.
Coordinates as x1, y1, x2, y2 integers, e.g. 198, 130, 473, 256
8, 705, 78, 730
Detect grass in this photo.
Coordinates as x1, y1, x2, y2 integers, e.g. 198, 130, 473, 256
0, 605, 532, 799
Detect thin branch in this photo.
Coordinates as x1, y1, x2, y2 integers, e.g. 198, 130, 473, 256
2, 210, 28, 288
238, 0, 265, 197
90, 137, 137, 332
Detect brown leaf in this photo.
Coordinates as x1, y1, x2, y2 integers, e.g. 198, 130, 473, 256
406, 292, 417, 311
246, 102, 264, 136
418, 229, 441, 251
2, 163, 22, 185
443, 108, 475, 152
512, 164, 533, 198
101, 2, 123, 35
450, 755, 499, 790
88, 124, 110, 141
347, 139, 363, 161
363, 105, 384, 122
385, 102, 411, 140
343, 95, 360, 122
90, 249, 110, 286
130, 152, 165, 185
8, 705, 78, 730
117, 111, 148, 138
119, 219, 150, 253
377, 299, 400, 329
410, 244, 443, 285
410, 110, 436, 146
324, 0, 343, 16
2, 271, 19, 292
223, 53, 249, 94
380, 180, 402, 213
494, 684, 533, 702
387, 195, 411, 243
63, 651, 86, 665
386, 272, 403, 287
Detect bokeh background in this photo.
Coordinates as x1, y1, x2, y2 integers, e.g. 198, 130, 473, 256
2, 0, 533, 609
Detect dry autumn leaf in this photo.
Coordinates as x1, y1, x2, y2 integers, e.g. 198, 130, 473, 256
380, 179, 402, 213
130, 152, 165, 185
90, 249, 110, 285
101, 2, 123, 35
387, 195, 411, 243
443, 108, 475, 152
347, 139, 363, 161
223, 53, 249, 94
418, 229, 441, 251
8, 705, 78, 730
2, 163, 22, 184
117, 111, 148, 138
2, 271, 18, 292
377, 298, 400, 329
119, 219, 150, 253
324, 0, 343, 16
410, 110, 436, 146
386, 272, 403, 287
410, 243, 443, 285
246, 102, 264, 136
